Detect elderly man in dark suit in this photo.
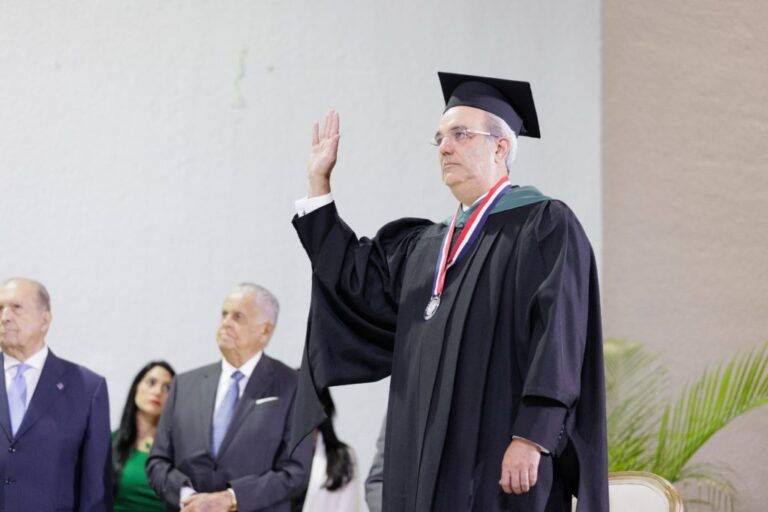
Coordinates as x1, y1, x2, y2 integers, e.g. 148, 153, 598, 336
147, 283, 312, 512
0, 277, 112, 511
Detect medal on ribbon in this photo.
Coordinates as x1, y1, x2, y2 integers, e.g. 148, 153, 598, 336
424, 177, 513, 320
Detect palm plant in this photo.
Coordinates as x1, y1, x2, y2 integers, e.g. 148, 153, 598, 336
604, 339, 768, 511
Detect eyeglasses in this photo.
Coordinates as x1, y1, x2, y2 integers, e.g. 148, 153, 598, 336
430, 127, 497, 147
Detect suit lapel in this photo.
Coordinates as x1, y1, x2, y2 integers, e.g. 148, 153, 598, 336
14, 351, 69, 440
197, 364, 220, 454
216, 355, 273, 458
0, 354, 12, 442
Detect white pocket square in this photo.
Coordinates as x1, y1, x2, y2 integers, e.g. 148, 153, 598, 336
255, 396, 279, 405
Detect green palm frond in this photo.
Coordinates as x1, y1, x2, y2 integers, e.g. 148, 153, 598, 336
604, 339, 667, 412
604, 339, 768, 511
604, 339, 667, 471
652, 342, 768, 479
676, 462, 737, 512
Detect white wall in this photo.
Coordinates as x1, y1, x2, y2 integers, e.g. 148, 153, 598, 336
0, 0, 601, 503
603, 2, 768, 509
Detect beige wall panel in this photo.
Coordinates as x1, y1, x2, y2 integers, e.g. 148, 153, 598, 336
604, 1, 768, 510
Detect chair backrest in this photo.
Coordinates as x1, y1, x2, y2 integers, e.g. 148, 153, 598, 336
608, 471, 684, 512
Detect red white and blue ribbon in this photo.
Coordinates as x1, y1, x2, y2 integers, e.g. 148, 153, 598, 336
424, 176, 513, 320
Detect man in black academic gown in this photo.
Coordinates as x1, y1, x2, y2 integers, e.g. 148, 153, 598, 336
290, 73, 609, 512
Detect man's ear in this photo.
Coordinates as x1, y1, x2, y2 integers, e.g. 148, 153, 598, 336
41, 310, 53, 335
495, 137, 510, 164
260, 322, 275, 342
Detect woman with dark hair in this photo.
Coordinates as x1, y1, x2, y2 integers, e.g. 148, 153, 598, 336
112, 360, 175, 512
295, 388, 359, 512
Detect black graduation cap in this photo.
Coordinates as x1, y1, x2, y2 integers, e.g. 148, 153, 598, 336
438, 72, 541, 138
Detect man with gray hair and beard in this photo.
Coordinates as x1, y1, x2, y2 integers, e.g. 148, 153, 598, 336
148, 283, 312, 512
290, 73, 609, 511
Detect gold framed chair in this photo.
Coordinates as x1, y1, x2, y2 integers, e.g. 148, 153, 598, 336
608, 471, 684, 512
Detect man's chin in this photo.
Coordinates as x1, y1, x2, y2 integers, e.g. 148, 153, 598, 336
442, 175, 466, 195
442, 172, 460, 188
219, 338, 240, 351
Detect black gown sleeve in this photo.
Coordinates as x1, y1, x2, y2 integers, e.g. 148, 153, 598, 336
289, 202, 432, 452
508, 200, 608, 510
511, 201, 596, 453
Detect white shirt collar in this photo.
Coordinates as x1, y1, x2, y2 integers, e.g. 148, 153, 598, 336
3, 345, 49, 371
461, 191, 488, 212
220, 350, 262, 380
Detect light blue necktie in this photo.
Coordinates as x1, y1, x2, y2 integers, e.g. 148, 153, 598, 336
211, 370, 244, 458
8, 363, 31, 436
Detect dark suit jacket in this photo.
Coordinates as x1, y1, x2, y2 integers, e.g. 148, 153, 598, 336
147, 354, 313, 512
0, 350, 112, 512
364, 415, 386, 512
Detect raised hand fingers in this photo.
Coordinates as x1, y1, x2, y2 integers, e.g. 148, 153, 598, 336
331, 109, 339, 137
307, 110, 340, 188
325, 110, 340, 137
323, 110, 334, 139
313, 111, 339, 146
322, 111, 329, 139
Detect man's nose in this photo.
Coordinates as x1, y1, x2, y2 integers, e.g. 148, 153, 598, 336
439, 136, 455, 154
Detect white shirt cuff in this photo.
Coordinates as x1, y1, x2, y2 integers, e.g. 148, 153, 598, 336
512, 435, 550, 454
228, 487, 237, 507
295, 193, 334, 217
180, 486, 196, 506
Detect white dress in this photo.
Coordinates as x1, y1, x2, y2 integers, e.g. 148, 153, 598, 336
302, 436, 360, 512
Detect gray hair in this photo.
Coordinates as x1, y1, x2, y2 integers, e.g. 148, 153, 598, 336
2, 277, 51, 312
232, 282, 279, 326
485, 112, 518, 172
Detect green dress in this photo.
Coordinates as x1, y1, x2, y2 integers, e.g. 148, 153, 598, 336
113, 434, 166, 512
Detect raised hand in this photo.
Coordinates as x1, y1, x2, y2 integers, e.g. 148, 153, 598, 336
307, 110, 340, 198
